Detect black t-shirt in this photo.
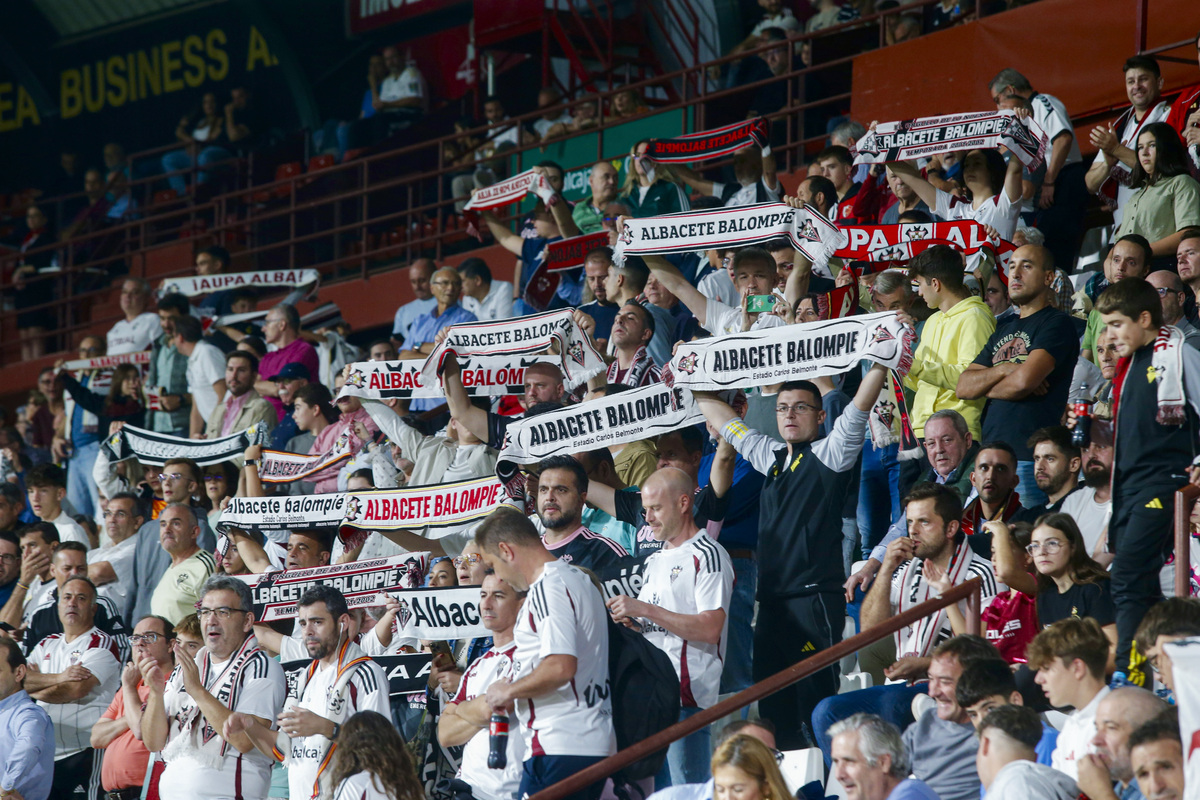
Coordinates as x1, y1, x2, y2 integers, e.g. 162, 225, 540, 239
1036, 579, 1116, 629
487, 410, 521, 450
974, 306, 1080, 460
24, 589, 130, 658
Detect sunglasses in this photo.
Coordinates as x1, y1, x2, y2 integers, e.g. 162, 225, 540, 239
453, 553, 482, 569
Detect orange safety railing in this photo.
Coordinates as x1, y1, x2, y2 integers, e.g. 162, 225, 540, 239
530, 577, 984, 800
1174, 484, 1198, 598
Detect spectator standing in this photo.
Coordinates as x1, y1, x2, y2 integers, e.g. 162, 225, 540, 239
459, 258, 514, 322
600, 260, 675, 367
579, 248, 619, 346
891, 148, 1023, 241
141, 575, 286, 800
24, 464, 88, 546
265, 363, 311, 452
1081, 237, 1151, 359
976, 705, 1078, 800
89, 614, 176, 800
57, 362, 144, 468
534, 456, 630, 571
306, 395, 378, 494
255, 304, 320, 420
54, 335, 108, 520
645, 247, 782, 339
0, 637, 54, 800
622, 141, 691, 218
958, 245, 1079, 507
573, 162, 621, 233
25, 576, 121, 799
606, 302, 662, 388
89, 492, 143, 612
147, 293, 193, 435
206, 350, 277, 439
173, 315, 227, 438
1075, 687, 1168, 800
11, 204, 58, 361
150, 504, 215, 624
391, 259, 438, 349
828, 714, 941, 800
475, 509, 616, 800
607, 468, 733, 786
1113, 123, 1200, 259
107, 277, 160, 355
399, 268, 478, 359
1025, 428, 1081, 515
1060, 423, 1114, 558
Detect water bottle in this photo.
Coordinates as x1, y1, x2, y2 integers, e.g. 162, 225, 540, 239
487, 712, 508, 769
1072, 386, 1092, 448
1109, 671, 1133, 690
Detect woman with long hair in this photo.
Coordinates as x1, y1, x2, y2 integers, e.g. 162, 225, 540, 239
620, 139, 691, 218
330, 711, 424, 800
1029, 513, 1116, 648
889, 145, 1024, 240
202, 461, 239, 529
1114, 122, 1200, 257
711, 734, 792, 800
57, 360, 146, 434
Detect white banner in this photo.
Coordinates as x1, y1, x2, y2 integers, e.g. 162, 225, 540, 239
461, 169, 556, 212
389, 585, 488, 641
668, 311, 914, 391
338, 355, 559, 401
1163, 637, 1200, 795
161, 268, 320, 298
62, 351, 151, 372
102, 423, 267, 467
215, 493, 349, 538
851, 110, 1047, 169
241, 552, 429, 622
339, 476, 506, 544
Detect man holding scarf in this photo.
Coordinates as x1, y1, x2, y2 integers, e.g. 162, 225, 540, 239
606, 302, 661, 388
141, 574, 286, 800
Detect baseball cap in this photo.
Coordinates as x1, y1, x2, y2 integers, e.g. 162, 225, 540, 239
270, 363, 311, 382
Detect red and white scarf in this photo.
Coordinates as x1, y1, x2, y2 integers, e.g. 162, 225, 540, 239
606, 345, 661, 388
852, 110, 1047, 169
835, 221, 1017, 280
463, 169, 558, 239
1112, 325, 1188, 426
896, 540, 974, 658
643, 117, 769, 163
959, 491, 1024, 538
62, 350, 151, 372
258, 431, 356, 484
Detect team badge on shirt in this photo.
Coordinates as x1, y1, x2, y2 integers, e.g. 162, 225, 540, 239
670, 565, 682, 582
1147, 365, 1162, 384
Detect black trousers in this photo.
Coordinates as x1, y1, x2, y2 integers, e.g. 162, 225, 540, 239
1035, 161, 1087, 272
53, 748, 103, 800
1109, 485, 1175, 682
754, 591, 845, 750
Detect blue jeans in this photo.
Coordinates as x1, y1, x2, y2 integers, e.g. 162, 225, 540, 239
520, 755, 606, 800
658, 706, 710, 788
857, 442, 903, 558
812, 682, 928, 766
162, 146, 233, 196
67, 439, 100, 523
720, 557, 757, 694
1015, 459, 1047, 507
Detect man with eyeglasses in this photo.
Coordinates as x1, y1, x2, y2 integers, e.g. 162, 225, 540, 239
0, 531, 19, 610
253, 304, 320, 421
141, 575, 286, 800
1132, 598, 1200, 702
692, 362, 890, 749
1146, 271, 1200, 349
398, 267, 477, 358
150, 504, 215, 625
22, 541, 130, 660
88, 492, 144, 610
91, 614, 177, 800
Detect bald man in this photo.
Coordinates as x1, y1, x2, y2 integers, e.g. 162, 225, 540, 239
1077, 687, 1168, 800
606, 468, 734, 785
573, 161, 620, 234
1146, 270, 1200, 348
443, 354, 566, 449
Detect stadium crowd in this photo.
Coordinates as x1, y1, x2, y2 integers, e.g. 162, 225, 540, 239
3, 14, 1200, 800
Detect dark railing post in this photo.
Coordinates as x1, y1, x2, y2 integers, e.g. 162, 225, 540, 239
1174, 485, 1197, 598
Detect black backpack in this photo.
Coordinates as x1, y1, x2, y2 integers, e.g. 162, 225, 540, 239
606, 617, 682, 782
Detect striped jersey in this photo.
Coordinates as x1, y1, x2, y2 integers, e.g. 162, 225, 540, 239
30, 626, 121, 759
452, 643, 524, 800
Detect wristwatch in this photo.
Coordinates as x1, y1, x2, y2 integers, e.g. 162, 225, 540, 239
244, 459, 259, 468
330, 722, 341, 740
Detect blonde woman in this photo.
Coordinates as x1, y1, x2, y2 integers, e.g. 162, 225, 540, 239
711, 734, 792, 800
621, 139, 691, 218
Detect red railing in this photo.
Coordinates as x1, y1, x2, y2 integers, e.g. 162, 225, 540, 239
1174, 484, 1198, 598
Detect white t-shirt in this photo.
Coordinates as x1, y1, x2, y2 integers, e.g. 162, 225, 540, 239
335, 772, 398, 800
107, 312, 162, 356
1050, 686, 1109, 780
159, 645, 287, 800
984, 759, 1078, 800
288, 646, 390, 800
711, 178, 780, 209
452, 643, 525, 800
698, 269, 739, 308
379, 66, 427, 112
512, 560, 616, 758
30, 626, 121, 759
49, 510, 89, 547
462, 280, 515, 322
20, 576, 54, 627
1059, 486, 1111, 557
187, 340, 227, 424
704, 298, 785, 338
88, 536, 138, 608
635, 532, 733, 709
935, 188, 1022, 242
1029, 92, 1082, 168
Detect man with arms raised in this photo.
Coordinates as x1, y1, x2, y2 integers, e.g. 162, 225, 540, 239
643, 247, 783, 338
442, 351, 566, 450
141, 574, 286, 800
438, 572, 526, 800
693, 362, 890, 748
828, 713, 939, 800
607, 468, 733, 785
228, 585, 388, 800
475, 509, 615, 800
977, 705, 1078, 799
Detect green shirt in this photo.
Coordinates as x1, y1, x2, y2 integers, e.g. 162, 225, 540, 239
571, 197, 606, 234
1114, 173, 1200, 245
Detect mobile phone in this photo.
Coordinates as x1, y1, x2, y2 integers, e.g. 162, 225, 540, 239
747, 294, 777, 313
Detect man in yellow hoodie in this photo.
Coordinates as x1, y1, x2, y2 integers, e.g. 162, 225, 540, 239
903, 246, 996, 440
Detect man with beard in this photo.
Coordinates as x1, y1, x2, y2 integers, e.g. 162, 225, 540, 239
205, 350, 277, 438
958, 245, 1079, 507
579, 247, 619, 347
228, 585, 388, 800
1025, 427, 1082, 517
1060, 421, 1115, 564
533, 456, 629, 571
606, 302, 661, 388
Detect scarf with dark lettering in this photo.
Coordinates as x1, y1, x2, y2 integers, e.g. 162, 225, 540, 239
869, 369, 919, 452
160, 269, 319, 298
62, 350, 150, 372
606, 345, 661, 388
834, 221, 1017, 279
896, 539, 974, 658
613, 202, 847, 268
379, 585, 489, 641
420, 308, 606, 390
215, 493, 349, 539
959, 491, 1024, 538
339, 355, 559, 401
667, 311, 914, 391
494, 383, 705, 495
102, 423, 267, 467
519, 231, 613, 312
851, 110, 1048, 169
643, 117, 769, 163
338, 476, 507, 551
462, 169, 558, 239
258, 430, 357, 484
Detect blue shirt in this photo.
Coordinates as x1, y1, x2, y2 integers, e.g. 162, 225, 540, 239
0, 689, 54, 800
889, 779, 941, 800
270, 408, 300, 451
69, 372, 100, 447
391, 297, 437, 344
519, 236, 560, 294
360, 88, 376, 119
555, 271, 584, 306
407, 304, 477, 412
579, 300, 619, 341
697, 449, 763, 550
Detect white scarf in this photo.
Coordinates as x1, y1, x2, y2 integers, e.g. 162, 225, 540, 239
852, 110, 1047, 169
62, 350, 151, 372
160, 269, 319, 298
1150, 325, 1187, 425
240, 552, 429, 622
896, 540, 974, 658
339, 355, 558, 400
258, 432, 356, 484
102, 422, 267, 467
338, 476, 505, 551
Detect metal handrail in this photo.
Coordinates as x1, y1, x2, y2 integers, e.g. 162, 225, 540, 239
1174, 484, 1198, 598
529, 577, 984, 800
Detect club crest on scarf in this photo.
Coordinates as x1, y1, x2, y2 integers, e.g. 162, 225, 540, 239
875, 399, 896, 428
795, 219, 820, 242
870, 325, 895, 345
343, 495, 362, 523
396, 598, 413, 629
567, 340, 586, 367
904, 225, 931, 241
618, 224, 634, 246
676, 352, 699, 375
345, 369, 367, 389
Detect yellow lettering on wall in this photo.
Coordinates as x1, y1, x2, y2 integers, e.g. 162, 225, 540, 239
61, 68, 83, 119
161, 40, 183, 93
182, 35, 206, 88
106, 55, 128, 107
0, 83, 14, 132
246, 26, 277, 71
138, 48, 161, 98
82, 62, 105, 113
126, 53, 137, 102
206, 29, 229, 81
16, 85, 40, 128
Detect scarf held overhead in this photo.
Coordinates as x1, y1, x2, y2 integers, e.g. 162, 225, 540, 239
614, 202, 847, 268
667, 311, 914, 391
852, 110, 1048, 169
338, 355, 559, 401
102, 423, 267, 467
643, 117, 769, 163
215, 493, 349, 538
835, 221, 1017, 278
160, 269, 320, 298
420, 308, 606, 389
338, 476, 507, 549
63, 350, 151, 372
462, 169, 558, 239
257, 430, 357, 484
